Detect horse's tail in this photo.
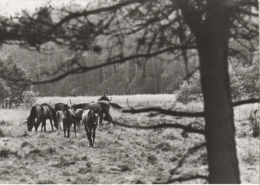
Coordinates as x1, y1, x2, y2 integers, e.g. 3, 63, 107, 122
110, 102, 122, 111
28, 105, 36, 121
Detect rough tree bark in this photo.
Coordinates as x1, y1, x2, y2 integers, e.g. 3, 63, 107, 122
196, 1, 241, 183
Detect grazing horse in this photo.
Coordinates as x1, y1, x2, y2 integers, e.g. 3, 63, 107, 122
27, 103, 58, 132
82, 109, 99, 146
63, 108, 83, 138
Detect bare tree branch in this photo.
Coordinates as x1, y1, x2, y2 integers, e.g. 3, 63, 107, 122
156, 174, 208, 184
232, 98, 260, 106
38, 0, 145, 40
111, 120, 205, 135
120, 98, 259, 118
122, 107, 204, 117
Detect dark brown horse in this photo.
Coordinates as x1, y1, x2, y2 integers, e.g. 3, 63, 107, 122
54, 103, 69, 112
97, 94, 121, 126
63, 108, 83, 138
26, 103, 58, 132
82, 109, 99, 146
97, 93, 111, 101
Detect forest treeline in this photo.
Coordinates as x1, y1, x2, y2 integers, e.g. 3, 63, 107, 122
1, 43, 198, 96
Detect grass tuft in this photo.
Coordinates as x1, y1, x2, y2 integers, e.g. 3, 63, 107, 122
47, 147, 56, 154
0, 128, 5, 137
21, 141, 33, 148
0, 149, 17, 158
37, 179, 56, 184
0, 149, 11, 158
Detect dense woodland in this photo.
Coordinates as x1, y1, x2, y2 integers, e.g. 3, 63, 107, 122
1, 43, 198, 96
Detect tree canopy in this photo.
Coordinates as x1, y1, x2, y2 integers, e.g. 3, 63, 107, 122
0, 0, 257, 84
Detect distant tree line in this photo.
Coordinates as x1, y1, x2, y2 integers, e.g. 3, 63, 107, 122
1, 43, 198, 96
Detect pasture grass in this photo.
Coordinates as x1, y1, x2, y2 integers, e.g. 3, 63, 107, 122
0, 95, 258, 183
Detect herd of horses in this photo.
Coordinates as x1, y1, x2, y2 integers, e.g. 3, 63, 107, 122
25, 94, 122, 146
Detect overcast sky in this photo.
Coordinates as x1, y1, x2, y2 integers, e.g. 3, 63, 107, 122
0, 0, 90, 16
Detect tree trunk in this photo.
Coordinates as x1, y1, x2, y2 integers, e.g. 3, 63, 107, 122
197, 2, 240, 183
152, 59, 158, 93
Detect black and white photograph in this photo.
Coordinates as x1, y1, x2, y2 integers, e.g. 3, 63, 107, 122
0, 0, 258, 184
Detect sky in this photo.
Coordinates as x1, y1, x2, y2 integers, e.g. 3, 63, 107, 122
0, 0, 91, 16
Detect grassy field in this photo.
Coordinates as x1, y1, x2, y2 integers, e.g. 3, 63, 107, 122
0, 95, 258, 183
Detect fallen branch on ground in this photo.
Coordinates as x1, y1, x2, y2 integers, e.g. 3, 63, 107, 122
110, 120, 205, 135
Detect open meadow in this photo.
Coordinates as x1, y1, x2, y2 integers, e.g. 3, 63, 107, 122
0, 95, 259, 183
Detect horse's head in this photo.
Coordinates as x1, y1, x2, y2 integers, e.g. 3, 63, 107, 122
89, 109, 99, 124
98, 93, 110, 101
63, 104, 69, 111
26, 118, 34, 131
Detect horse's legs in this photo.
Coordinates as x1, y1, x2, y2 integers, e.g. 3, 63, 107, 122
63, 121, 66, 137
93, 127, 96, 146
99, 111, 103, 126
85, 124, 93, 146
67, 124, 70, 138
63, 129, 66, 137
41, 119, 46, 132
58, 121, 60, 131
49, 119, 54, 131
104, 111, 113, 127
74, 123, 77, 138
88, 129, 93, 146
60, 120, 63, 131
35, 118, 41, 131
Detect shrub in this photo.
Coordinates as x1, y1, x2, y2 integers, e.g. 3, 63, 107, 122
22, 90, 39, 108
175, 71, 203, 104
175, 57, 259, 104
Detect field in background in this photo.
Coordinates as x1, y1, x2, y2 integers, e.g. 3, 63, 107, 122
0, 95, 259, 183
36, 94, 178, 108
